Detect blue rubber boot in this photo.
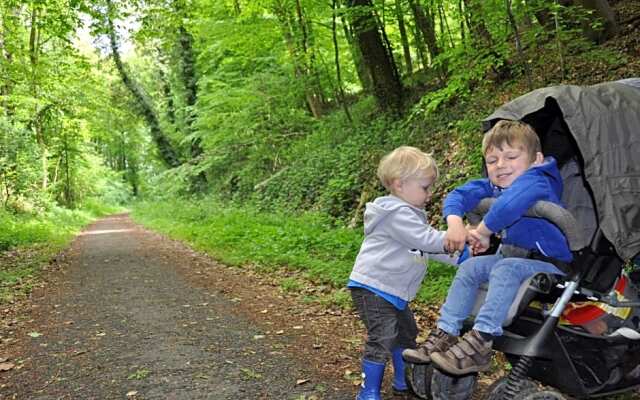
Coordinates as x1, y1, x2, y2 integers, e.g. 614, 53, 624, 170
391, 348, 409, 393
356, 359, 385, 400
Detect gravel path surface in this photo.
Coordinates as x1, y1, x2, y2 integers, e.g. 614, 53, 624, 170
0, 215, 358, 399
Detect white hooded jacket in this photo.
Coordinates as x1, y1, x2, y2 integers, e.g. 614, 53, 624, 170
349, 195, 458, 301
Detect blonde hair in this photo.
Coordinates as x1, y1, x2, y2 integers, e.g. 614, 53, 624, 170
482, 120, 541, 162
377, 146, 438, 190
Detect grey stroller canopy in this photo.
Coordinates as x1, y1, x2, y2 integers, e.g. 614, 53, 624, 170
483, 79, 640, 261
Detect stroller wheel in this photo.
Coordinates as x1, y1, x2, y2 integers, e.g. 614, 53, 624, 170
430, 368, 477, 400
484, 376, 536, 399
520, 388, 569, 400
484, 376, 568, 400
404, 362, 435, 399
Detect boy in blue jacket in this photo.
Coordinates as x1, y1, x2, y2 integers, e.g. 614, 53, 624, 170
403, 120, 571, 375
348, 146, 460, 400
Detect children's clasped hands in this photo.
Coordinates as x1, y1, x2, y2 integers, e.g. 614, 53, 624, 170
444, 215, 491, 256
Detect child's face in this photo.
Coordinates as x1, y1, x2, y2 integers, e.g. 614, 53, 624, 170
393, 176, 434, 208
485, 142, 542, 188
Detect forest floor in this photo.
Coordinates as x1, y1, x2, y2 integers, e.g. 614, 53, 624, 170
0, 215, 366, 399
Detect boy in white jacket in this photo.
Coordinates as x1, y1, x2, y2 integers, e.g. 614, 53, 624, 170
348, 146, 460, 400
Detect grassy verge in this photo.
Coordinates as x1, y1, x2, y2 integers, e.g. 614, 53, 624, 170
131, 198, 456, 307
0, 200, 122, 303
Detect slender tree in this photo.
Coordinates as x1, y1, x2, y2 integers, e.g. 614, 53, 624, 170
506, 0, 532, 89
271, 0, 326, 117
174, 0, 207, 190
347, 0, 402, 111
462, 0, 494, 48
340, 11, 373, 93
105, 0, 181, 168
395, 0, 413, 74
332, 0, 353, 122
408, 0, 440, 62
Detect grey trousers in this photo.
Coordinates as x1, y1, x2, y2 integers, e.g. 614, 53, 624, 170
350, 287, 418, 363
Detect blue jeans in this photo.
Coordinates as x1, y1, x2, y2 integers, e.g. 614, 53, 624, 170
437, 254, 563, 336
350, 288, 418, 363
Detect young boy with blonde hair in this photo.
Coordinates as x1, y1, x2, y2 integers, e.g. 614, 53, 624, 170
348, 146, 459, 400
403, 120, 571, 375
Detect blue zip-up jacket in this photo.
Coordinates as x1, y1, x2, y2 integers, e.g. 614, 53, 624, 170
443, 157, 572, 262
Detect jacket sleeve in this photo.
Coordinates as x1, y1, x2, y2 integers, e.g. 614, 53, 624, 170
385, 207, 446, 253
483, 172, 549, 233
443, 179, 494, 218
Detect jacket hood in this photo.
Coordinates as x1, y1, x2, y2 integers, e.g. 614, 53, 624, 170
363, 195, 420, 234
532, 157, 563, 196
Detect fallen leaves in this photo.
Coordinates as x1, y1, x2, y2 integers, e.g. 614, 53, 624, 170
28, 332, 42, 338
0, 362, 15, 371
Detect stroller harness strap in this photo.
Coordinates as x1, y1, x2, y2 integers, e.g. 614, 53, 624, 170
470, 198, 588, 252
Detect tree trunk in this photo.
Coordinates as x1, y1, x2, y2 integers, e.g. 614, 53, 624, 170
573, 0, 618, 42
28, 5, 48, 190
395, 0, 412, 75
348, 0, 402, 112
63, 133, 72, 206
410, 15, 428, 69
332, 0, 353, 123
505, 0, 532, 90
408, 0, 440, 61
296, 0, 327, 116
439, 2, 455, 49
105, 0, 181, 169
176, 19, 208, 190
341, 16, 373, 93
462, 0, 494, 47
273, 0, 325, 117
458, 0, 466, 45
158, 66, 176, 125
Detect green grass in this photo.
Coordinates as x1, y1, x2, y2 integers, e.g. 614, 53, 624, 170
0, 200, 123, 303
131, 198, 457, 306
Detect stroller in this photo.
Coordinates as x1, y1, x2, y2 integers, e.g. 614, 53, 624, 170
405, 78, 640, 400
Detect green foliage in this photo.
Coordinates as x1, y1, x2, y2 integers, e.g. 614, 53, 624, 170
0, 204, 111, 252
415, 262, 457, 303
1, 0, 634, 311
127, 368, 151, 380
0, 118, 43, 210
132, 198, 361, 287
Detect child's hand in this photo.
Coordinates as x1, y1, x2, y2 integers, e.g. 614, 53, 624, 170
468, 229, 490, 254
445, 216, 467, 253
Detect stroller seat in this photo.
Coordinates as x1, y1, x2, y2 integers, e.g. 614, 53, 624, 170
471, 271, 558, 328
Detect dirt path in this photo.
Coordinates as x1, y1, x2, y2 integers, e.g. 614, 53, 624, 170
0, 214, 366, 399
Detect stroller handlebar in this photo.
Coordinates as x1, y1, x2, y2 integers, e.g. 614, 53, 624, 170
469, 198, 588, 251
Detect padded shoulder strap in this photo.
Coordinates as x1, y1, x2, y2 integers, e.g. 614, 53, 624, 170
470, 198, 588, 251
